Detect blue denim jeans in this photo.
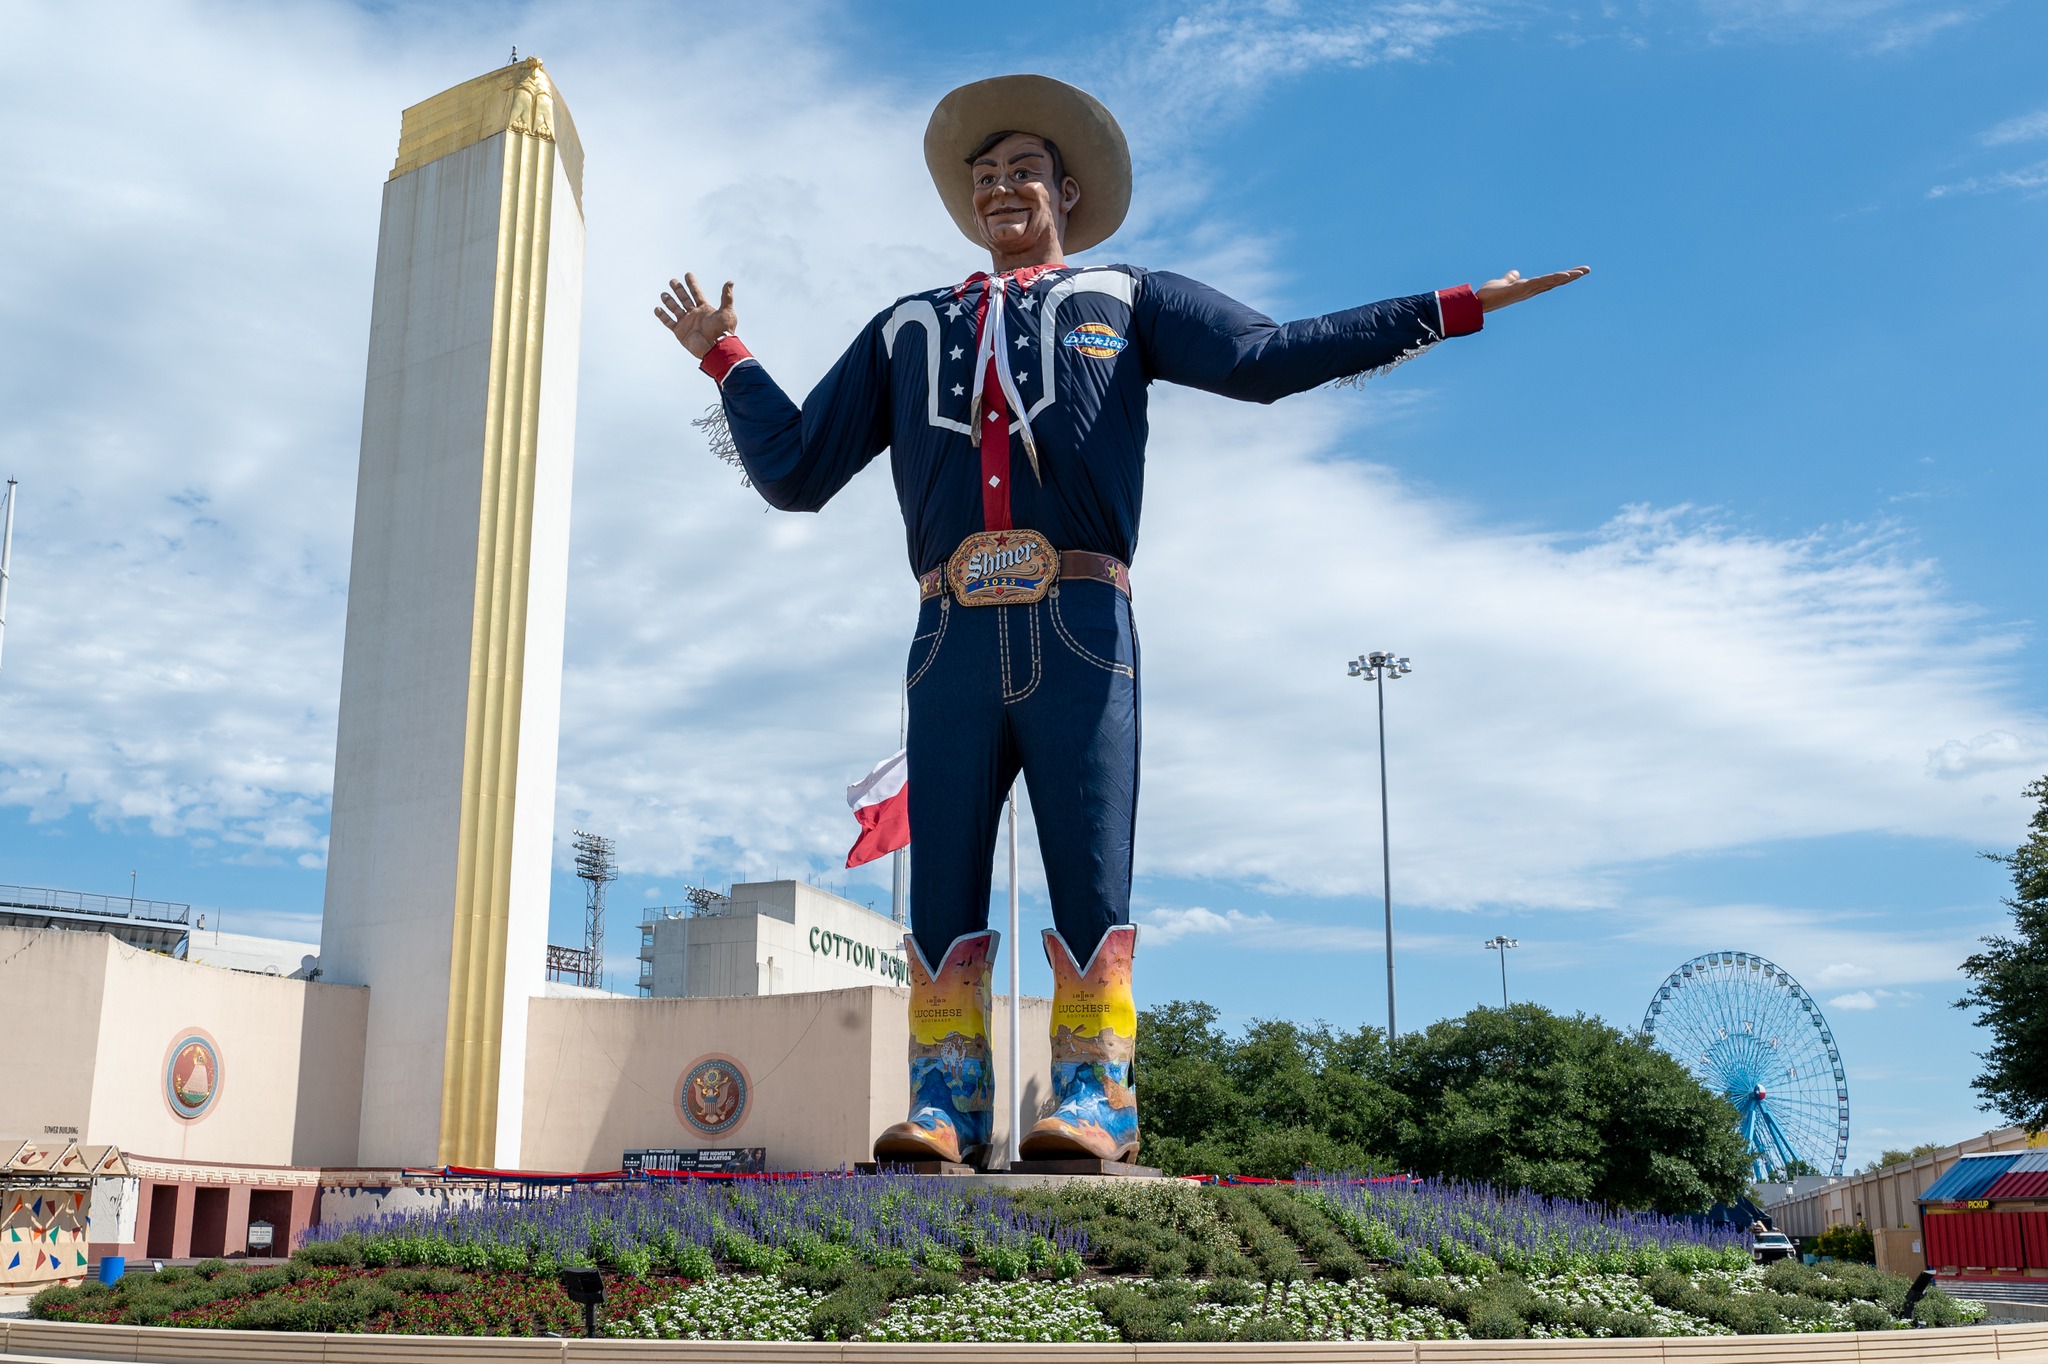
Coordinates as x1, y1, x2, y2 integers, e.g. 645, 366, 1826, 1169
904, 578, 1139, 970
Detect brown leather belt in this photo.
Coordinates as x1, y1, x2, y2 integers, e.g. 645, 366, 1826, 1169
921, 550, 1129, 602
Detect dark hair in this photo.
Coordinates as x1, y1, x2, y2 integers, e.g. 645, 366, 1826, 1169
965, 130, 1067, 187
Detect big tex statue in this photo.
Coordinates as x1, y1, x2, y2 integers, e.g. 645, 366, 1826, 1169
657, 76, 1586, 1167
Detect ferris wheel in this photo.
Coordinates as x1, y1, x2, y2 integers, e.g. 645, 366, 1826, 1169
1640, 951, 1849, 1180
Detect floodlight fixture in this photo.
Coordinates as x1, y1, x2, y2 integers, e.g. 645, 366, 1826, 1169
1483, 934, 1520, 1008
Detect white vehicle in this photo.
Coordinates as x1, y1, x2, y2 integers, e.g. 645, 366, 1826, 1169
1752, 1231, 1797, 1264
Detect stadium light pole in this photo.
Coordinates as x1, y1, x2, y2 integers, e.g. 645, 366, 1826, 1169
1348, 650, 1411, 1044
0, 477, 17, 671
1483, 935, 1519, 1008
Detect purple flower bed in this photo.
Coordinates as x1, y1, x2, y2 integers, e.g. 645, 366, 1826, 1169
301, 1173, 1084, 1273
1301, 1172, 1751, 1274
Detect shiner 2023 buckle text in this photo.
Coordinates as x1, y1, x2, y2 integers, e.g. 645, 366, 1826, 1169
946, 529, 1059, 606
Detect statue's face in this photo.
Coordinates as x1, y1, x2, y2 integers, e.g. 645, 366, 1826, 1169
971, 133, 1080, 259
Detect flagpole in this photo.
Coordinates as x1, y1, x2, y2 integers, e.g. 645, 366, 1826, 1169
1006, 777, 1021, 1168
891, 682, 908, 925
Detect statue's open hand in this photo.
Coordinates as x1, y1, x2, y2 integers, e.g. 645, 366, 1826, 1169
654, 273, 738, 359
1475, 266, 1590, 314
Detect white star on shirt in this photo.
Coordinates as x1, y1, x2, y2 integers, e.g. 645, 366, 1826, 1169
1015, 371, 1029, 384
1017, 295, 1037, 312
944, 302, 963, 321
948, 345, 964, 361
951, 383, 964, 396
1013, 334, 1031, 350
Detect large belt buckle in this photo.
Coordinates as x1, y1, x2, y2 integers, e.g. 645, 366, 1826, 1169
946, 529, 1059, 607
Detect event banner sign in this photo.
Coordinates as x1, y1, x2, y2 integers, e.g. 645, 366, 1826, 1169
623, 1147, 767, 1175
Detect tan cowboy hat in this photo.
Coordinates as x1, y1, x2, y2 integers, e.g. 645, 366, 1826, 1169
924, 74, 1132, 255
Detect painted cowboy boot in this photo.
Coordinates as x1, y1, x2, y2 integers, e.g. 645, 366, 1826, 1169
873, 929, 997, 1165
1019, 924, 1140, 1163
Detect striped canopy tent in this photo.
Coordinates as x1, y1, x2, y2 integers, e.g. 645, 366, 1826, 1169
1, 1140, 125, 1290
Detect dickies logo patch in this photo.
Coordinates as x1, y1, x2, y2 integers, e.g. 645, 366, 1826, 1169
1062, 322, 1128, 359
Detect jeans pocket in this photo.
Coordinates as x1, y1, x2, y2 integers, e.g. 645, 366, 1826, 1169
906, 598, 950, 689
1048, 585, 1134, 677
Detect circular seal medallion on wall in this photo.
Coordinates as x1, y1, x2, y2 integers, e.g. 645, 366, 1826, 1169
163, 1028, 222, 1122
674, 1054, 750, 1137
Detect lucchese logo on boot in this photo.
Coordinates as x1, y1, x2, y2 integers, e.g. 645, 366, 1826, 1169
947, 529, 1057, 606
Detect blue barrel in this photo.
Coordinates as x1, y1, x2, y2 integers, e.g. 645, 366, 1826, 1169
97, 1256, 126, 1284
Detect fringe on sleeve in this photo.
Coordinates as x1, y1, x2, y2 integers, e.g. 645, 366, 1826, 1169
1328, 337, 1440, 390
691, 402, 752, 488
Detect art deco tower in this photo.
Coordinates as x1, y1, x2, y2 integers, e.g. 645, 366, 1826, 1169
321, 59, 584, 1168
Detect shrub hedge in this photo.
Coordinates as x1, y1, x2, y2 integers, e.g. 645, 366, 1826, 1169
25, 1181, 1977, 1342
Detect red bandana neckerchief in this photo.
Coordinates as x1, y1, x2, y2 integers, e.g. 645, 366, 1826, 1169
957, 264, 1061, 531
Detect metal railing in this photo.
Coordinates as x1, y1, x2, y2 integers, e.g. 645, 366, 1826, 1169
641, 892, 731, 922
0, 883, 190, 924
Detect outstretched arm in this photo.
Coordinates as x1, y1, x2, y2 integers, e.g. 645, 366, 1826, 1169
1137, 265, 1589, 404
655, 273, 891, 512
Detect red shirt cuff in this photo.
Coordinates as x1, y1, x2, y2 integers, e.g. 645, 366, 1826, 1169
1437, 285, 1483, 338
699, 335, 754, 384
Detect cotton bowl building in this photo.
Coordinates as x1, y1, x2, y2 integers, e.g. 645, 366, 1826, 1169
0, 875, 1052, 1284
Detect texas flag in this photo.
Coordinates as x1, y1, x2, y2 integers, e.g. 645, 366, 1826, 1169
845, 747, 910, 868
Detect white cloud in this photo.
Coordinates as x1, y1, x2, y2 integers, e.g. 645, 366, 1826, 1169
1827, 987, 1920, 1010
1928, 159, 2048, 199
1129, 447, 2042, 906
1139, 905, 1282, 945
1139, 1, 1496, 110
1815, 962, 1876, 985
1692, 0, 1980, 51
1134, 904, 1468, 954
1928, 729, 2045, 778
1, 1, 2042, 932
1861, 7, 1975, 52
1982, 108, 2048, 146
1622, 902, 1986, 992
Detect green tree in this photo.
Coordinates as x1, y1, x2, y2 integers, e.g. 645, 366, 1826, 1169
1133, 1000, 1248, 1175
1135, 998, 1750, 1210
1808, 1223, 1875, 1263
1860, 1142, 1942, 1174
1135, 1002, 1396, 1177
1386, 1004, 1752, 1211
1958, 776, 2048, 1133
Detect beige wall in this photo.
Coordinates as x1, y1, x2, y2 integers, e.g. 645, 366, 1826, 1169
522, 985, 1052, 1172
10, 1316, 2048, 1361
2, 929, 108, 1141
1768, 1126, 2043, 1238
0, 926, 368, 1168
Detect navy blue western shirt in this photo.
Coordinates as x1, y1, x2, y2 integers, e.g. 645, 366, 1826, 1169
699, 265, 1482, 577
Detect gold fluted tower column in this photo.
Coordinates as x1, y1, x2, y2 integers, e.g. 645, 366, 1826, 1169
321, 59, 585, 1169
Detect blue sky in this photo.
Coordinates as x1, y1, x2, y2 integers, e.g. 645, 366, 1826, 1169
2, 0, 2044, 1168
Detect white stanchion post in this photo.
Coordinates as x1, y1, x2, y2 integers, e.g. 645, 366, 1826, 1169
1006, 778, 1021, 1167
